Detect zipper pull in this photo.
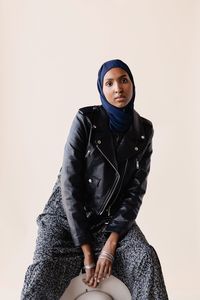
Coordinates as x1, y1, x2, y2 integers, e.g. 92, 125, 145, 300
85, 149, 91, 158
136, 159, 139, 169
107, 206, 111, 216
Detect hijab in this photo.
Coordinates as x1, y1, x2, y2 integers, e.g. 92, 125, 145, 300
97, 59, 135, 133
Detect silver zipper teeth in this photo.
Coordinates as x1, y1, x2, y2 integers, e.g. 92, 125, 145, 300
84, 116, 93, 157
96, 145, 120, 215
99, 176, 119, 215
107, 159, 128, 216
84, 117, 120, 215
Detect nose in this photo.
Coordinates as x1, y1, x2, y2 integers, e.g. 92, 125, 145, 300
114, 82, 123, 94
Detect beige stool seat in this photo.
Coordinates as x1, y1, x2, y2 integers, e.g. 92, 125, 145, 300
60, 274, 131, 300
73, 290, 113, 299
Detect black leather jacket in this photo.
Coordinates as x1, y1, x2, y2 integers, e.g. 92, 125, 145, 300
60, 105, 154, 247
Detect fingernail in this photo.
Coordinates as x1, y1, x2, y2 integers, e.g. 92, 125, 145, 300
97, 279, 100, 283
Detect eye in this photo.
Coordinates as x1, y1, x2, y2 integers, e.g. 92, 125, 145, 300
105, 81, 113, 87
121, 77, 128, 83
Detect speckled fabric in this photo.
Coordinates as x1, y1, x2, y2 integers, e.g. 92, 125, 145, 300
21, 184, 168, 300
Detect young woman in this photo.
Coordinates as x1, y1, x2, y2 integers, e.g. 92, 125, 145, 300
21, 59, 169, 299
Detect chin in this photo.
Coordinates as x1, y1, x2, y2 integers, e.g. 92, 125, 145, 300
114, 102, 128, 108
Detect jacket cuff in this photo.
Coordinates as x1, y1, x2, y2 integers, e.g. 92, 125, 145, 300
71, 232, 92, 247
104, 218, 136, 237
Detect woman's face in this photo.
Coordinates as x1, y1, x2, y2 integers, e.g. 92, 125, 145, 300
102, 67, 133, 108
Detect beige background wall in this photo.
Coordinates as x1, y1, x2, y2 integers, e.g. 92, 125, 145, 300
1, 1, 200, 299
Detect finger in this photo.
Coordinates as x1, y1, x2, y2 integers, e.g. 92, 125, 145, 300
84, 274, 94, 287
102, 263, 109, 279
98, 261, 108, 280
82, 278, 86, 283
94, 276, 99, 288
87, 276, 95, 287
97, 261, 106, 282
84, 269, 95, 284
90, 276, 99, 288
94, 262, 101, 280
108, 264, 112, 277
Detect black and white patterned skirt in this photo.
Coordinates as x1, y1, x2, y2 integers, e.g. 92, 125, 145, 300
21, 185, 168, 300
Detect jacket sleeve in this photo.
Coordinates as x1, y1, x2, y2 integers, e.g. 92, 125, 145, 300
60, 111, 92, 247
105, 126, 154, 237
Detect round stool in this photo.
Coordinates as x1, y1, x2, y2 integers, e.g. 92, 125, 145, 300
60, 274, 131, 300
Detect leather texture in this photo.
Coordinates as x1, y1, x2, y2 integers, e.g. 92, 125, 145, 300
60, 105, 154, 246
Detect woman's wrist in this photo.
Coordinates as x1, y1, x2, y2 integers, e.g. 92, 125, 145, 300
107, 232, 120, 245
82, 244, 95, 267
81, 243, 94, 258
104, 232, 120, 253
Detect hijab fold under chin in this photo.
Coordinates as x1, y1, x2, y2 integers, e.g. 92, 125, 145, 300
97, 59, 135, 133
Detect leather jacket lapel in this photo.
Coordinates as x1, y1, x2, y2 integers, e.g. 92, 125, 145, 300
117, 110, 146, 162
89, 106, 145, 168
92, 107, 118, 170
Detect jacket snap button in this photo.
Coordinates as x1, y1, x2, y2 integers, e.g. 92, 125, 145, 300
97, 140, 101, 145
141, 135, 145, 139
134, 146, 139, 151
88, 178, 92, 183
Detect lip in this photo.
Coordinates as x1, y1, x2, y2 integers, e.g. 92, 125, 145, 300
114, 96, 126, 100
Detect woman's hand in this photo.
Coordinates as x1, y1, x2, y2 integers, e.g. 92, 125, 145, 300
81, 233, 120, 288
93, 249, 113, 287
82, 253, 96, 287
93, 232, 120, 287
81, 243, 97, 287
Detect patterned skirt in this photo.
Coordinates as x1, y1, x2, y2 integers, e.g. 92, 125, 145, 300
21, 184, 169, 300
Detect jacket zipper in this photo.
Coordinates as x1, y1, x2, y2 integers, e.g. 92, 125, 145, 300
96, 145, 120, 215
107, 158, 128, 216
84, 117, 93, 157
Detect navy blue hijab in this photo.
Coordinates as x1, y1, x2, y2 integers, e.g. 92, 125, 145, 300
97, 59, 135, 133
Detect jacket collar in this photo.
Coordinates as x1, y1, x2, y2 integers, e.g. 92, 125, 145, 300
88, 105, 146, 168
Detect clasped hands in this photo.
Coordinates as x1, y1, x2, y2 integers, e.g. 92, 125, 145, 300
81, 233, 119, 288
82, 247, 114, 288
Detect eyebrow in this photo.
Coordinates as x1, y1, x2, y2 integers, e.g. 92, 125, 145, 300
104, 74, 128, 81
